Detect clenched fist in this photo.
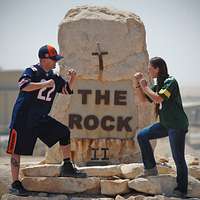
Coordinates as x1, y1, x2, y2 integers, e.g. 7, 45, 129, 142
68, 69, 77, 78
134, 72, 144, 82
45, 79, 55, 88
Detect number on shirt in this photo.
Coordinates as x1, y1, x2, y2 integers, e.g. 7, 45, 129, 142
37, 79, 55, 101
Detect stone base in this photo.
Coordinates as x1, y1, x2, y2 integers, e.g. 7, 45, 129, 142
13, 163, 200, 199
3, 193, 199, 200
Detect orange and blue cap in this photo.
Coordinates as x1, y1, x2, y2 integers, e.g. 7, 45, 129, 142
38, 45, 63, 61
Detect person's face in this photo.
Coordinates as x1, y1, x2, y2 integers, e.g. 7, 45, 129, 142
42, 58, 57, 71
148, 64, 159, 78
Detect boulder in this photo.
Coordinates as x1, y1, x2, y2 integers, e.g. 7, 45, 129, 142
128, 175, 200, 198
119, 163, 175, 179
101, 179, 130, 196
81, 165, 122, 177
120, 163, 143, 179
45, 5, 154, 165
22, 177, 100, 194
128, 175, 177, 196
21, 164, 60, 177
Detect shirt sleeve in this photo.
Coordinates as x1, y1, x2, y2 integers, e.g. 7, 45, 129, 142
158, 77, 177, 100
18, 67, 35, 90
55, 76, 73, 95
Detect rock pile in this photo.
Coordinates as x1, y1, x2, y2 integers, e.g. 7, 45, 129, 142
2, 157, 200, 200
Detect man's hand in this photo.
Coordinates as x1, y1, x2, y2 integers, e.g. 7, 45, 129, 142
66, 68, 77, 93
45, 79, 55, 88
68, 69, 77, 79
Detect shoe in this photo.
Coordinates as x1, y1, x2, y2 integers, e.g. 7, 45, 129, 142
60, 160, 87, 178
172, 187, 187, 199
137, 166, 158, 178
9, 180, 29, 196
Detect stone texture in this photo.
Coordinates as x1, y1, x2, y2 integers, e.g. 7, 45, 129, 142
81, 165, 122, 177
21, 164, 60, 177
120, 163, 143, 179
187, 176, 200, 198
128, 175, 200, 198
120, 163, 175, 179
128, 175, 177, 195
101, 179, 130, 196
45, 5, 154, 165
21, 163, 176, 178
58, 6, 148, 80
1, 194, 68, 200
71, 198, 113, 200
115, 195, 186, 200
157, 164, 175, 175
189, 166, 200, 180
21, 164, 122, 177
2, 194, 200, 200
22, 177, 100, 194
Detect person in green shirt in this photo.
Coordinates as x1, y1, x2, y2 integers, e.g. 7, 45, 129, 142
134, 57, 189, 198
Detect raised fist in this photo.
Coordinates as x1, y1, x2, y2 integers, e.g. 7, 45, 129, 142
45, 79, 55, 88
68, 69, 77, 77
134, 72, 144, 81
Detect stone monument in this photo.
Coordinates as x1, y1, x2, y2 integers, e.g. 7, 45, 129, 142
45, 6, 155, 166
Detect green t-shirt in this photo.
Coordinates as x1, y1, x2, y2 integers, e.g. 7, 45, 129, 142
147, 76, 189, 130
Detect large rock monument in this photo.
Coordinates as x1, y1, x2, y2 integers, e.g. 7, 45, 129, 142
45, 6, 155, 165
4, 5, 200, 200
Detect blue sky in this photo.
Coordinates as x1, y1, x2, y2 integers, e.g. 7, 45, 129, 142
0, 0, 200, 87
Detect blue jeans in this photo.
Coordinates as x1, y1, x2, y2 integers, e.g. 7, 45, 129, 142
137, 122, 188, 193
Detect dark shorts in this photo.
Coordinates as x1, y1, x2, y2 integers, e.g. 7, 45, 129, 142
7, 115, 70, 155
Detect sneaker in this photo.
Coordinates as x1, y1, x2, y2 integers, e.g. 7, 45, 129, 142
60, 161, 87, 178
137, 166, 158, 178
9, 180, 29, 196
172, 187, 187, 199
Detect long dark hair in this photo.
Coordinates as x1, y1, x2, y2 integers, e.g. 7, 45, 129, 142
150, 57, 169, 116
